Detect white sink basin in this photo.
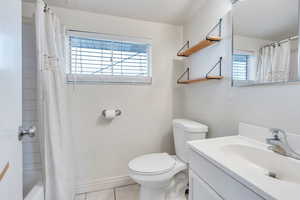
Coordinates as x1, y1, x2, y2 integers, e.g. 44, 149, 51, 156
188, 136, 300, 200
221, 144, 300, 184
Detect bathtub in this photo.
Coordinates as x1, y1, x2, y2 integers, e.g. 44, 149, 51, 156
24, 182, 44, 200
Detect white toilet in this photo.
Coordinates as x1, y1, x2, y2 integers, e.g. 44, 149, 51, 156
128, 119, 208, 200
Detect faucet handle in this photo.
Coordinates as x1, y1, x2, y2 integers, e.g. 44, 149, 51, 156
269, 128, 287, 140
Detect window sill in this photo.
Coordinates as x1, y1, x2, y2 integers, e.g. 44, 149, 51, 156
66, 74, 152, 85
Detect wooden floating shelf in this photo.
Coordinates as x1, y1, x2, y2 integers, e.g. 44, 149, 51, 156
177, 76, 224, 84
177, 37, 222, 57
176, 19, 223, 85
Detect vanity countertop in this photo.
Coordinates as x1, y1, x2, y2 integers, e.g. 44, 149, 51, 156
188, 135, 300, 200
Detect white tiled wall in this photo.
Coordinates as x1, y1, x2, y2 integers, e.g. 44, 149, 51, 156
22, 21, 42, 196
75, 185, 139, 200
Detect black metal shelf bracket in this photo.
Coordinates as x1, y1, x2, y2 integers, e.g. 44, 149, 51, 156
177, 57, 223, 83
177, 41, 190, 57
206, 57, 223, 78
177, 67, 190, 83
206, 18, 223, 40
177, 18, 223, 56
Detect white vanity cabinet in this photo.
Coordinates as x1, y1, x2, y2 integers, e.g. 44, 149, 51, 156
189, 149, 266, 200
189, 170, 222, 200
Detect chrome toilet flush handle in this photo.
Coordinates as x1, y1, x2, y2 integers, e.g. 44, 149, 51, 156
102, 109, 122, 117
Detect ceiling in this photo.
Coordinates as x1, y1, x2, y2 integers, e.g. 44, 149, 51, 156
233, 0, 299, 41
23, 0, 207, 25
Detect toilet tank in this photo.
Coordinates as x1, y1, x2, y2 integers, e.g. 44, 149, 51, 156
173, 119, 208, 163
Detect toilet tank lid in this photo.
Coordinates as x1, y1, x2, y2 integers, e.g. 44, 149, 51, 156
173, 119, 208, 133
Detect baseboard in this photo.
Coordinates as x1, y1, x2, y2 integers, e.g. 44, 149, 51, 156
76, 175, 136, 194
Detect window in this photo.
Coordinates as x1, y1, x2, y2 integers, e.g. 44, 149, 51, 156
232, 54, 248, 81
67, 31, 152, 84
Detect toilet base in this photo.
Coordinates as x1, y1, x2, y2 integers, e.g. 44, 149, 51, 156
138, 172, 188, 200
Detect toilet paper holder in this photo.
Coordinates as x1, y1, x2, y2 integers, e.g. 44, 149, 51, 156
102, 109, 122, 117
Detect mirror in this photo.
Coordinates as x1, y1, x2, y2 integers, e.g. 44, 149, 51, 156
232, 0, 300, 86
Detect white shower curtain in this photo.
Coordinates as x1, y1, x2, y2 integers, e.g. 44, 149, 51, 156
35, 1, 75, 200
256, 41, 291, 83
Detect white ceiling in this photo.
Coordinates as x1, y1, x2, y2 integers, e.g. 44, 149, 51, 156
234, 0, 299, 41
24, 0, 207, 25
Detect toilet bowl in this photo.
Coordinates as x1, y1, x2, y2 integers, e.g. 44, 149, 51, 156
129, 154, 186, 200
128, 119, 208, 200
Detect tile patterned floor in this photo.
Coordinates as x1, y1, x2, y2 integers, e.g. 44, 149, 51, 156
115, 184, 139, 200
75, 184, 139, 200
75, 184, 188, 200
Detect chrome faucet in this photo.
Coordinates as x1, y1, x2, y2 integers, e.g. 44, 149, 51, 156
266, 128, 300, 160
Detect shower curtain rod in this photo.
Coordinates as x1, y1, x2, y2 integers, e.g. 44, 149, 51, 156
263, 35, 299, 48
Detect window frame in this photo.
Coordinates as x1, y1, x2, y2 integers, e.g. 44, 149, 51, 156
65, 30, 153, 85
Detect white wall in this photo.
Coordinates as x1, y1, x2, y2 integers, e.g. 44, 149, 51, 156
182, 0, 300, 138
23, 2, 183, 192
22, 20, 43, 196
234, 35, 272, 53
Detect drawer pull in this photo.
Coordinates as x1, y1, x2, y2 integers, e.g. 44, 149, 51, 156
0, 162, 9, 181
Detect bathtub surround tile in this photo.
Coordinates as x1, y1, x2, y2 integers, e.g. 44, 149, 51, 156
86, 189, 115, 200
22, 22, 42, 196
22, 119, 38, 128
23, 152, 42, 166
23, 170, 43, 197
23, 110, 37, 121
23, 142, 41, 154
23, 77, 37, 89
115, 184, 140, 200
23, 100, 37, 110
23, 88, 37, 101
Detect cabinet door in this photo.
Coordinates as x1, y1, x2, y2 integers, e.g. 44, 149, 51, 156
189, 170, 223, 200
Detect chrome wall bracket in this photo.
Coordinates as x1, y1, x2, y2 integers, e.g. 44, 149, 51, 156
18, 126, 36, 141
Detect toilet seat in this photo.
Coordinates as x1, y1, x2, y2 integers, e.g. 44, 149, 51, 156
128, 153, 176, 175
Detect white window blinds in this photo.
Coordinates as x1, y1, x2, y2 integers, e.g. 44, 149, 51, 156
67, 31, 152, 84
